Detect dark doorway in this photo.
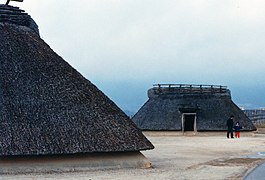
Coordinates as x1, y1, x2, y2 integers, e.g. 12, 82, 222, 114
184, 114, 195, 131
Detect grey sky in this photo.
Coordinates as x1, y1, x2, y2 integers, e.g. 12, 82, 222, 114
15, 0, 265, 111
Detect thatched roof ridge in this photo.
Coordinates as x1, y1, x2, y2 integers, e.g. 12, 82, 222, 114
133, 85, 256, 131
0, 5, 39, 35
0, 6, 154, 156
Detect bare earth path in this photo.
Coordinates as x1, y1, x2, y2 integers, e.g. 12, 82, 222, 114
2, 132, 265, 180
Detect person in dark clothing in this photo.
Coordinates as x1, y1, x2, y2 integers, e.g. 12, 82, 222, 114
226, 115, 234, 138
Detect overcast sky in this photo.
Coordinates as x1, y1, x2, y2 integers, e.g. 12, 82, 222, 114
13, 0, 265, 111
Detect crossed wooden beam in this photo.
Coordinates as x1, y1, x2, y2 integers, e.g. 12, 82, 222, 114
6, 0, 23, 5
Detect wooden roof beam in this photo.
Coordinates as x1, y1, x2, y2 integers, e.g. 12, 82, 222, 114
6, 0, 23, 5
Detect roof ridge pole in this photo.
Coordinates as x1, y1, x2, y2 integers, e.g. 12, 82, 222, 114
5, 0, 23, 6
168, 84, 171, 92
180, 84, 182, 93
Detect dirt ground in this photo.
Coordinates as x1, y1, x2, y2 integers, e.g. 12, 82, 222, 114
2, 131, 265, 180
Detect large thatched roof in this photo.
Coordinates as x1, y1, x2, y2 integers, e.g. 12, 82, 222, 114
0, 5, 154, 156
133, 84, 256, 131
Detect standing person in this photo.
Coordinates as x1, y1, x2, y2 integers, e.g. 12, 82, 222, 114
226, 115, 234, 138
234, 122, 243, 138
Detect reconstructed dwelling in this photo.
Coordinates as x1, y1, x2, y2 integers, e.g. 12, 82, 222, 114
133, 84, 256, 132
0, 5, 153, 172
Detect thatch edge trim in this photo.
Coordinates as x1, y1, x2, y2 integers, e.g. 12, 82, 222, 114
0, 152, 152, 174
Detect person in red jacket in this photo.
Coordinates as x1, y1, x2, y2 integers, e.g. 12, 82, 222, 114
234, 122, 243, 138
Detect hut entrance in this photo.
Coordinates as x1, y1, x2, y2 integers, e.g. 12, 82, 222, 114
181, 113, 197, 133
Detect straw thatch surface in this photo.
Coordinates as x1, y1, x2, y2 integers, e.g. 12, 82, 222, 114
0, 6, 154, 156
0, 5, 39, 35
133, 85, 256, 131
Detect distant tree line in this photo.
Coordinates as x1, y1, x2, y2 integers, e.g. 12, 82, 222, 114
244, 109, 265, 127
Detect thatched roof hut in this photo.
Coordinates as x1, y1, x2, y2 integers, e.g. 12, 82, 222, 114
0, 5, 154, 158
132, 84, 256, 132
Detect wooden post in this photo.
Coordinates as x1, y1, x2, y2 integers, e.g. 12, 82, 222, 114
194, 114, 197, 135
181, 114, 184, 135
